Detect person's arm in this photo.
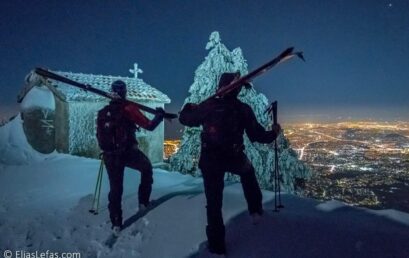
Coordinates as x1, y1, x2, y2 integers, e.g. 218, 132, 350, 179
124, 103, 164, 131
243, 104, 281, 144
179, 103, 203, 127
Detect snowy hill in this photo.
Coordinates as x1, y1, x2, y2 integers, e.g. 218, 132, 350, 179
1, 117, 409, 258
1, 156, 409, 258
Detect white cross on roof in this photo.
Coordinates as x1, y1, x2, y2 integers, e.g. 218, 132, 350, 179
129, 63, 143, 79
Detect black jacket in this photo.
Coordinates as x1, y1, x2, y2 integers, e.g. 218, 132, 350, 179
180, 97, 278, 152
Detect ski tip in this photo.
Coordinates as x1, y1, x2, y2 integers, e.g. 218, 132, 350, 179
295, 52, 306, 62
282, 47, 294, 56
34, 67, 48, 75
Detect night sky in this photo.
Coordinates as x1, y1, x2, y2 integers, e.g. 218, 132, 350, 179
1, 0, 408, 138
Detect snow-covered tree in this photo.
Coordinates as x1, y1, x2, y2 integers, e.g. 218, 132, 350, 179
170, 32, 311, 192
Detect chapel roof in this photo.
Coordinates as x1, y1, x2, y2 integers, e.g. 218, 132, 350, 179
50, 71, 170, 103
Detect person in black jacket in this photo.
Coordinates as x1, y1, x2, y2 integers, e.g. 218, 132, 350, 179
179, 72, 281, 255
96, 80, 164, 235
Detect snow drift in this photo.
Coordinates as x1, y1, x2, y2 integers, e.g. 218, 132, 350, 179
0, 114, 58, 165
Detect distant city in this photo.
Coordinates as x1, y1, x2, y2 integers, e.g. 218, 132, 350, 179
285, 121, 409, 212
164, 139, 181, 160
165, 121, 409, 213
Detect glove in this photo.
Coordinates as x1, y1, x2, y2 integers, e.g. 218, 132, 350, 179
145, 107, 165, 131
271, 124, 281, 135
155, 107, 166, 117
152, 107, 165, 123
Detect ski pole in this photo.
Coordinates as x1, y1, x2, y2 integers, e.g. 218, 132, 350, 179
266, 101, 284, 211
89, 154, 104, 214
275, 140, 284, 208
273, 101, 284, 209
95, 156, 104, 213
274, 140, 279, 212
272, 101, 280, 212
269, 138, 279, 211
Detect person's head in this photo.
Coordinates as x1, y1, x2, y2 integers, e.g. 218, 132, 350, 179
218, 72, 241, 98
111, 80, 127, 99
218, 72, 240, 89
218, 72, 252, 99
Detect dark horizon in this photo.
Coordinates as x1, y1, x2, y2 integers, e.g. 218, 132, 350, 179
1, 1, 408, 138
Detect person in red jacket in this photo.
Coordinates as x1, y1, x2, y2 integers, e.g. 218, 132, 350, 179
179, 72, 281, 255
96, 80, 164, 235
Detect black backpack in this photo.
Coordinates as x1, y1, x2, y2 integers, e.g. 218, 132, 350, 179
96, 104, 130, 152
201, 100, 244, 149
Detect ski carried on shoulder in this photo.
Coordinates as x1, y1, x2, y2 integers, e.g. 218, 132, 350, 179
34, 68, 178, 121
205, 47, 305, 101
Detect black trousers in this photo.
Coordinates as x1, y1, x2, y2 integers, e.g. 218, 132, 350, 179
199, 150, 263, 250
104, 146, 153, 227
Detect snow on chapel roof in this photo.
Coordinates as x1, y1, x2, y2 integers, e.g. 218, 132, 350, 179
50, 70, 170, 103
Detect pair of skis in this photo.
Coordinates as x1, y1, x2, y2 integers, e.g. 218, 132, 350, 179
34, 68, 178, 120
206, 47, 304, 101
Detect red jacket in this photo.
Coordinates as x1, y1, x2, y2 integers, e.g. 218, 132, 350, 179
123, 102, 152, 130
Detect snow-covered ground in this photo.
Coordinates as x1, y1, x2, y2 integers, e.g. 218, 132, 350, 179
0, 114, 59, 165
1, 117, 409, 258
